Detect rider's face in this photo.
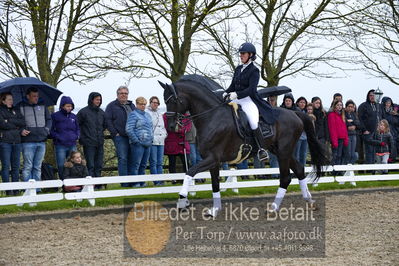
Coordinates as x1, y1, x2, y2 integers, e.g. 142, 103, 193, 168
240, 52, 251, 64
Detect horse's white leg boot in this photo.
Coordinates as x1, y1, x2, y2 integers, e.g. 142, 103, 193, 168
299, 179, 315, 203
206, 192, 222, 217
177, 175, 193, 209
179, 175, 193, 197
269, 187, 286, 212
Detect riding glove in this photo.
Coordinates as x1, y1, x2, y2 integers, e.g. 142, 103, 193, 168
229, 92, 238, 100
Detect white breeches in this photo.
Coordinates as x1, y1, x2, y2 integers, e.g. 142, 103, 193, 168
232, 96, 259, 130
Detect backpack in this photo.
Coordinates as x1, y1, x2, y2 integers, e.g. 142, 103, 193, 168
41, 163, 58, 192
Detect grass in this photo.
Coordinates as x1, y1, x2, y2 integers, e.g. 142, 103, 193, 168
0, 178, 398, 215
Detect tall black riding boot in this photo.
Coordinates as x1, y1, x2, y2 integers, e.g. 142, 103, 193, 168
254, 128, 269, 161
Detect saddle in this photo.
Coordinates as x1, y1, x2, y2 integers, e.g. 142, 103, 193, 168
227, 102, 274, 164
228, 102, 274, 139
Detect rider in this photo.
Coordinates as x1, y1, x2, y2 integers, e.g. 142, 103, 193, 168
223, 42, 271, 161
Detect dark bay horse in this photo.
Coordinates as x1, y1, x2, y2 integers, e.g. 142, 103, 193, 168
159, 77, 329, 217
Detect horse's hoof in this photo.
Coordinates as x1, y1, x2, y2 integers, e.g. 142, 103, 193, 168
205, 207, 220, 218
266, 203, 278, 213
177, 198, 190, 209
308, 202, 317, 211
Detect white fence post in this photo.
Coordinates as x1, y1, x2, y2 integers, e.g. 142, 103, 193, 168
189, 178, 196, 196
221, 168, 239, 193
80, 176, 95, 206
17, 179, 37, 207
344, 164, 356, 186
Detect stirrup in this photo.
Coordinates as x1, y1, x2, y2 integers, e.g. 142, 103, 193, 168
257, 148, 269, 161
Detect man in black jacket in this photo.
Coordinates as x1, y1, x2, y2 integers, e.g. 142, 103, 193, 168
358, 89, 382, 164
77, 92, 106, 179
105, 86, 136, 184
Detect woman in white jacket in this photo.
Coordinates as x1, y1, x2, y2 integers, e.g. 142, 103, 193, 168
146, 96, 167, 185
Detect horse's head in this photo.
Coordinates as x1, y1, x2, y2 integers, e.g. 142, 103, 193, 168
158, 81, 189, 132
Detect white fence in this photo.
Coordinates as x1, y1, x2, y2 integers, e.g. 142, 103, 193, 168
1, 164, 399, 207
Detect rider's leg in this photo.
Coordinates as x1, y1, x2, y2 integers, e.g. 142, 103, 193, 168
235, 97, 268, 161
234, 97, 259, 130
253, 128, 269, 161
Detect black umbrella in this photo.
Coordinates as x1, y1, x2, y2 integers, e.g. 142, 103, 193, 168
258, 85, 292, 98
0, 77, 63, 106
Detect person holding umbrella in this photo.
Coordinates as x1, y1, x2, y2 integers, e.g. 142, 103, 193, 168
18, 87, 52, 183
0, 93, 25, 195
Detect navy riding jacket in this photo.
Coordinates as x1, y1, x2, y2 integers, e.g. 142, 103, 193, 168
226, 62, 277, 124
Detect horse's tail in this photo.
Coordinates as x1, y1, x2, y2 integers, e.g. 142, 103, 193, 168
295, 111, 330, 181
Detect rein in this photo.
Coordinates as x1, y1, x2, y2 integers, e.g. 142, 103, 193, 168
187, 103, 225, 121
167, 102, 226, 127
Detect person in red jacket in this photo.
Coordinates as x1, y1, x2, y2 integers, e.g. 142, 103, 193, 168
163, 113, 192, 182
328, 100, 349, 166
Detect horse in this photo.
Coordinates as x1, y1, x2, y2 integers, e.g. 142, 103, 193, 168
159, 76, 329, 217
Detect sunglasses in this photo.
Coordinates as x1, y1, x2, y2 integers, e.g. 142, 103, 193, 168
151, 102, 160, 105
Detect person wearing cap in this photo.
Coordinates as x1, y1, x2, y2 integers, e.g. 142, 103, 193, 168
223, 42, 277, 161
50, 96, 80, 179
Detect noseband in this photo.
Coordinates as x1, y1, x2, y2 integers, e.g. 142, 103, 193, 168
165, 111, 186, 127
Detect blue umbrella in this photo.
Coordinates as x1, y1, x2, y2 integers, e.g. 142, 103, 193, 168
0, 77, 63, 106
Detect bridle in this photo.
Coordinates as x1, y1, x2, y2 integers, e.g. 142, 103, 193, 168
165, 83, 226, 126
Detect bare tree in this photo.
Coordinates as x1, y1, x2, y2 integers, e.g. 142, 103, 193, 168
194, 6, 248, 87
337, 0, 399, 86
0, 0, 111, 86
203, 0, 355, 87
99, 0, 240, 82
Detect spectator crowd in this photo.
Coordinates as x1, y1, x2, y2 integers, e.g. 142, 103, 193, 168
0, 86, 398, 195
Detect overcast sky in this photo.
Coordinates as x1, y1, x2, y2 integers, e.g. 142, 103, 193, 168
58, 67, 398, 110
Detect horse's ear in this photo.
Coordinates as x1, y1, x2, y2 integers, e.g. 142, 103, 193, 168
158, 81, 167, 90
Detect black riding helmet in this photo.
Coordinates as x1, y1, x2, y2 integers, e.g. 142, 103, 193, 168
239, 42, 256, 60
